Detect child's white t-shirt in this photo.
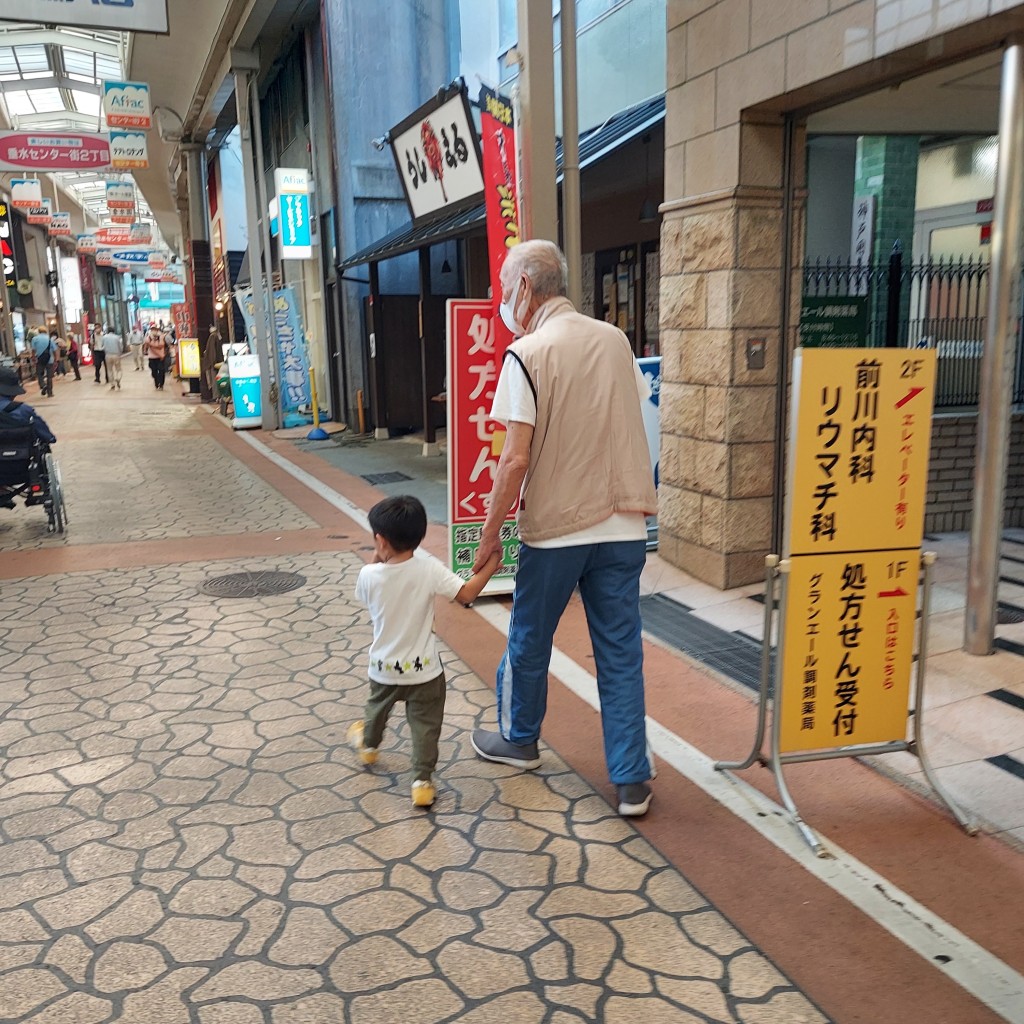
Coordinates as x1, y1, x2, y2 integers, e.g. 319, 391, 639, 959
355, 549, 464, 685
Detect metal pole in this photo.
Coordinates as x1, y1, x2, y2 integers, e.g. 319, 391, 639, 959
965, 42, 1024, 655
250, 73, 282, 430
559, 0, 582, 307
516, 0, 558, 242
885, 240, 902, 347
915, 552, 978, 833
232, 58, 277, 432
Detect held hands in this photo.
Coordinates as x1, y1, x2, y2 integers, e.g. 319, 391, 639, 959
472, 536, 502, 575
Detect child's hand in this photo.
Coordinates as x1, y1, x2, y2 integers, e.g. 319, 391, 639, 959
480, 551, 501, 577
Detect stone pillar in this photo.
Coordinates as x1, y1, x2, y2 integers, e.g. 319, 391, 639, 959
658, 116, 805, 589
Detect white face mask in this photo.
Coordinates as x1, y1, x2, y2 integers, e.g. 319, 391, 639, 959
499, 275, 529, 337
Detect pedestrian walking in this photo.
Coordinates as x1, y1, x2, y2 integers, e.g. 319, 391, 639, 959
348, 495, 499, 807
52, 332, 68, 378
100, 326, 128, 391
67, 335, 81, 381
30, 329, 57, 397
470, 239, 659, 818
92, 327, 109, 384
129, 324, 145, 371
143, 326, 168, 390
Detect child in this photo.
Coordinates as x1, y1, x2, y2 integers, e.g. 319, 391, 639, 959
348, 495, 500, 807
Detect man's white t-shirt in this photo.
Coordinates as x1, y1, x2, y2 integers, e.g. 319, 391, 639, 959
490, 352, 651, 548
355, 549, 464, 685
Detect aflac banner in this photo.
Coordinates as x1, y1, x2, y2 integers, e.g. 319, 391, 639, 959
103, 82, 152, 131
236, 287, 312, 415
10, 179, 42, 210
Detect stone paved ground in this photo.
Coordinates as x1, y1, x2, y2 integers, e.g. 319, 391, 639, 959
0, 400, 315, 551
0, 550, 829, 1023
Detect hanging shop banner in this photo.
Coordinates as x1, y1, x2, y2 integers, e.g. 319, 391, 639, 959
110, 250, 151, 268
171, 303, 196, 339
110, 211, 137, 225
389, 88, 484, 226
779, 549, 920, 754
236, 287, 313, 414
479, 89, 520, 284
162, 265, 185, 286
2, 1, 169, 34
108, 131, 149, 170
27, 199, 53, 226
105, 182, 136, 210
103, 82, 153, 131
273, 168, 312, 260
0, 132, 111, 172
177, 339, 201, 379
96, 251, 114, 267
478, 85, 520, 355
228, 353, 263, 430
94, 224, 151, 247
147, 252, 167, 271
446, 299, 519, 593
48, 212, 71, 237
76, 234, 97, 254
10, 178, 42, 210
786, 347, 937, 557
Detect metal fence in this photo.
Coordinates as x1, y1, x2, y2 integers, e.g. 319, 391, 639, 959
802, 248, 1024, 408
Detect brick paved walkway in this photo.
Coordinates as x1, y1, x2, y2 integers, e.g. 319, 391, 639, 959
0, 540, 827, 1022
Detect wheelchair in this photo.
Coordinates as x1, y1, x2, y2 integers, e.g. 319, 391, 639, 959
0, 419, 69, 534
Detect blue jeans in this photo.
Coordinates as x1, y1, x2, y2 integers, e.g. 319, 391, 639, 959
496, 540, 651, 785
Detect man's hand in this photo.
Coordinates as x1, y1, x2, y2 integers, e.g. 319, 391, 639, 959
473, 532, 502, 574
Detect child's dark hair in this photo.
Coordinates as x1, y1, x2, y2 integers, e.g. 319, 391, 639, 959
368, 495, 427, 552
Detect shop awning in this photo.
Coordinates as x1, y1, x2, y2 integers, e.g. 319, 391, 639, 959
337, 203, 487, 272
337, 93, 665, 271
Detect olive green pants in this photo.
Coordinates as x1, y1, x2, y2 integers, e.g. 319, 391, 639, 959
363, 671, 446, 781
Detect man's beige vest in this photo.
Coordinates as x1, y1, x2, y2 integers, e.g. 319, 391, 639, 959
508, 297, 657, 544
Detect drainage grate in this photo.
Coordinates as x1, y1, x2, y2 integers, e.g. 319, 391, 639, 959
361, 471, 412, 486
202, 571, 307, 599
640, 593, 771, 692
997, 605, 1024, 625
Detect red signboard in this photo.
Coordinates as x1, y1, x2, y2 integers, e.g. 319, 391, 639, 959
446, 299, 519, 593
479, 86, 521, 355
0, 132, 111, 172
171, 303, 196, 339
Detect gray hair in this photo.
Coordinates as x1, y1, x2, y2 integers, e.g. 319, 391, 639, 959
504, 239, 568, 301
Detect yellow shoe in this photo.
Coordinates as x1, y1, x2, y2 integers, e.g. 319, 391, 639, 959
346, 722, 378, 765
411, 780, 436, 807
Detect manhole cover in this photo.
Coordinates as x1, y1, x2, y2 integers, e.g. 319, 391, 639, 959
201, 571, 307, 598
997, 606, 1024, 625
361, 471, 412, 486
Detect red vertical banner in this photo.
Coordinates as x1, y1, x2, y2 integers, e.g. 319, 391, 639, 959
446, 299, 520, 595
479, 86, 521, 354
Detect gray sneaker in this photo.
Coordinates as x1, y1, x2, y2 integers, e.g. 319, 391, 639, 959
617, 782, 653, 817
471, 729, 541, 769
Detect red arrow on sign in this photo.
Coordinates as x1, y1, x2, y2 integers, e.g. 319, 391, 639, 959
878, 587, 909, 598
895, 387, 924, 409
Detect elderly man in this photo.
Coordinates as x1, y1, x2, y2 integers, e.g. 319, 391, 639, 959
471, 239, 658, 817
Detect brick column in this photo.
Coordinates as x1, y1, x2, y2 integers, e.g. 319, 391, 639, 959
658, 117, 805, 589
